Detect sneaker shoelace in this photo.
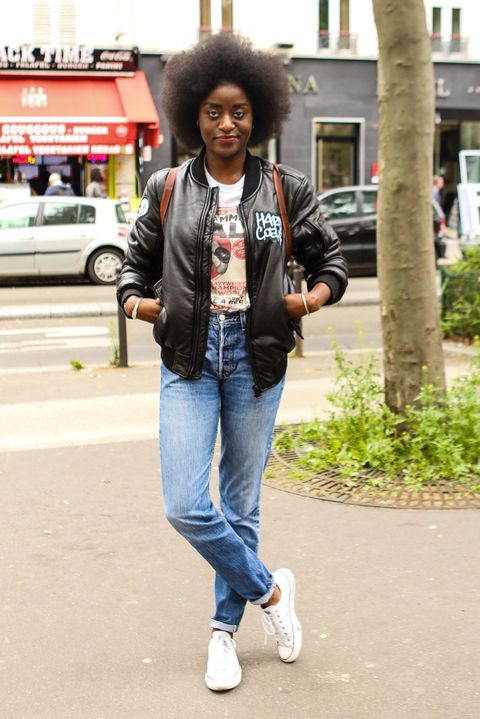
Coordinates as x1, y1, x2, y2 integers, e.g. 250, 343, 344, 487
262, 607, 292, 647
210, 634, 237, 671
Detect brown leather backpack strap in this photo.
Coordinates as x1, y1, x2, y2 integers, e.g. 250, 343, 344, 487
160, 167, 178, 226
273, 163, 292, 261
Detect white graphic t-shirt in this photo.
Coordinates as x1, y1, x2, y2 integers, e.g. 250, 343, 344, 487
205, 167, 249, 311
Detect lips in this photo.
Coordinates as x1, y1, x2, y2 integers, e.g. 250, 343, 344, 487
215, 135, 239, 143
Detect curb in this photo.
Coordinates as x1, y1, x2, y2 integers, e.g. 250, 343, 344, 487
0, 303, 118, 320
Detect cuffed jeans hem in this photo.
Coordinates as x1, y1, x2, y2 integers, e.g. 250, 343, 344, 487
210, 619, 239, 633
251, 580, 275, 606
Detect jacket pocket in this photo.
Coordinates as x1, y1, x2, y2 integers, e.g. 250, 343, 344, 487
283, 272, 303, 339
154, 278, 163, 305
153, 306, 169, 347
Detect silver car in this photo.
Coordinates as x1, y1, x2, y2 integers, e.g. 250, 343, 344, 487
0, 196, 129, 284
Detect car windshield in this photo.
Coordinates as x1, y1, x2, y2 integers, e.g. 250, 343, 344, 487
115, 204, 127, 223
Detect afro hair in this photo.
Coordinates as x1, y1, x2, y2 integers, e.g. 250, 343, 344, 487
161, 33, 291, 150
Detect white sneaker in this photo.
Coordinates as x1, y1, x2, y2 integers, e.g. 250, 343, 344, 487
262, 568, 302, 663
205, 631, 242, 691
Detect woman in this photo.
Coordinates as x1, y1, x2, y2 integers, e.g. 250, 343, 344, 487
85, 168, 105, 198
117, 34, 348, 691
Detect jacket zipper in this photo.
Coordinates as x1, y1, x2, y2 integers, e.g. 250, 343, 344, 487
188, 187, 214, 377
239, 203, 262, 397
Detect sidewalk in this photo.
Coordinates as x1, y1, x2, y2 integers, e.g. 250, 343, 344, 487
0, 343, 474, 453
1, 347, 479, 719
0, 266, 455, 319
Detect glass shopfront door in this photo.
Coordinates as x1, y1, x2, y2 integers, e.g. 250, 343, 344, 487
314, 121, 361, 192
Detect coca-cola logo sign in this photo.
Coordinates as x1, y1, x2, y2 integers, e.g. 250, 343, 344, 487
0, 46, 139, 74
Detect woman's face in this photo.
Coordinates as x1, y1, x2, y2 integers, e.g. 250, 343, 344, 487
198, 83, 253, 162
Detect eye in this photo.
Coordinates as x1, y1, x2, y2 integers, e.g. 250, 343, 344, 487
207, 110, 219, 119
233, 111, 246, 119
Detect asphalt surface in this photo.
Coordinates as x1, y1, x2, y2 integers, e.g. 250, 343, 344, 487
0, 277, 384, 370
1, 253, 477, 718
1, 339, 479, 718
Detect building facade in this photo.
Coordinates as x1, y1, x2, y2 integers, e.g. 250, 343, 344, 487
1, 0, 480, 214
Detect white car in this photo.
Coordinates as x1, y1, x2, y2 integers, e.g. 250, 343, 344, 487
0, 196, 130, 284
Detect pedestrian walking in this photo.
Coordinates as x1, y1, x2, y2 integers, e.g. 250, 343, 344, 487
44, 172, 75, 196
432, 174, 444, 204
117, 33, 348, 691
85, 168, 105, 197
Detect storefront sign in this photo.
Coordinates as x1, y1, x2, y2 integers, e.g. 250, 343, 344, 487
287, 74, 319, 95
0, 121, 137, 155
435, 77, 451, 98
0, 46, 138, 74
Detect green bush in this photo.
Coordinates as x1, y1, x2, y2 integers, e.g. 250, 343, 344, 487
275, 341, 480, 491
442, 246, 480, 340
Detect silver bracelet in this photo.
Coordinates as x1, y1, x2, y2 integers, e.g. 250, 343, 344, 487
301, 293, 310, 316
131, 297, 143, 320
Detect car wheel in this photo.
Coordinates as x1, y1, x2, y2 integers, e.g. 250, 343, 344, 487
87, 248, 123, 285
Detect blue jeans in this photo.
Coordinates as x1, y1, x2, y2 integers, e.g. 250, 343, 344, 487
159, 311, 285, 632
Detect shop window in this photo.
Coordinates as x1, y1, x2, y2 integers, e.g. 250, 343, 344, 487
314, 121, 360, 191
42, 203, 78, 226
79, 205, 96, 224
460, 122, 480, 151
0, 203, 38, 229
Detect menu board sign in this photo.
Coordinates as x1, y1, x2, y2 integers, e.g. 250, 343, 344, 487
0, 121, 137, 155
0, 46, 139, 74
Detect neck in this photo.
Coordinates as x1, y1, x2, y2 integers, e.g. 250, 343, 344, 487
204, 151, 246, 184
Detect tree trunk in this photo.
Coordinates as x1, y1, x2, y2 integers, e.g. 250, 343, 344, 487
372, 0, 446, 413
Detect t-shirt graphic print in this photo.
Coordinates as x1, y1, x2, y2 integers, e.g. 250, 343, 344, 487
210, 205, 249, 311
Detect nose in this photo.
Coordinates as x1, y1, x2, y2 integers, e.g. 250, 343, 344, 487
218, 112, 235, 132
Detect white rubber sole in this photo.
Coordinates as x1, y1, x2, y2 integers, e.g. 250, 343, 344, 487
275, 567, 302, 663
205, 666, 242, 691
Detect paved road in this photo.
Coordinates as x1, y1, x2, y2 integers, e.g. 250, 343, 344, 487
0, 278, 383, 370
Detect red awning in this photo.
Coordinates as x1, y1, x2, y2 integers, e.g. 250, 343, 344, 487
0, 70, 159, 156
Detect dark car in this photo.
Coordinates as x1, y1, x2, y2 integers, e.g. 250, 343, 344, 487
317, 185, 447, 276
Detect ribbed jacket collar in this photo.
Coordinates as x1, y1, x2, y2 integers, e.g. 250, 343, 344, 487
190, 147, 262, 201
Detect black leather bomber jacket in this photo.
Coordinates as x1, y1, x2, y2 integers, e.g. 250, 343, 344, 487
117, 151, 348, 396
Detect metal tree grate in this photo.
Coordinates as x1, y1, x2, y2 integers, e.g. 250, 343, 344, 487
264, 429, 480, 510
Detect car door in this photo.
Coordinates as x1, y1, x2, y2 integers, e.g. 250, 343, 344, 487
34, 202, 97, 275
318, 190, 363, 270
0, 202, 39, 276
358, 188, 378, 273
